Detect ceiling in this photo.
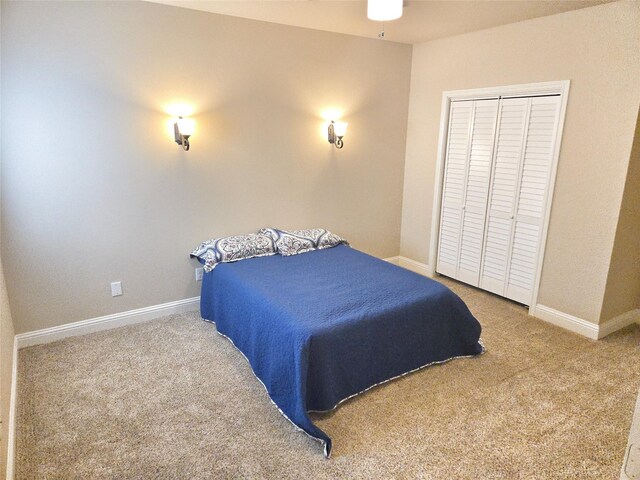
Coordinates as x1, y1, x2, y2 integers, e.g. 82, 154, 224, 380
147, 0, 611, 44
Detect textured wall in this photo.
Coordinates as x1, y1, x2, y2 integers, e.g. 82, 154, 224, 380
601, 109, 640, 322
0, 1, 412, 333
400, 0, 639, 323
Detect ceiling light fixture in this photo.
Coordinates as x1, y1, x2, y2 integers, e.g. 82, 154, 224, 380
367, 0, 403, 22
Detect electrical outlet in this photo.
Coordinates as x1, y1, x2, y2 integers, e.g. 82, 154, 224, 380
195, 268, 203, 282
110, 281, 123, 297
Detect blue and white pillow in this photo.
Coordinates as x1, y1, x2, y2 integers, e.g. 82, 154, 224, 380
190, 233, 277, 272
260, 228, 349, 256
317, 230, 350, 251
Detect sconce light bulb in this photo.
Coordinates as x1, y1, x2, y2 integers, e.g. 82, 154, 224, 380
333, 121, 348, 138
176, 116, 195, 137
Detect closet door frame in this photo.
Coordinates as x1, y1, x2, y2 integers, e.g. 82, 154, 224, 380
429, 80, 570, 315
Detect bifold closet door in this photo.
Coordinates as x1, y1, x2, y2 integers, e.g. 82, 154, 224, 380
479, 95, 562, 304
436, 99, 499, 285
479, 97, 530, 297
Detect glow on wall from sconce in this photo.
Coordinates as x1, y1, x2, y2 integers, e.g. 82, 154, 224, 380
320, 108, 343, 121
164, 103, 194, 117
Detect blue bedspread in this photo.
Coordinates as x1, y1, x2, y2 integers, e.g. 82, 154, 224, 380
200, 245, 483, 456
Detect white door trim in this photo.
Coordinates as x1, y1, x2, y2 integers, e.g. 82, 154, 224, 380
428, 80, 571, 313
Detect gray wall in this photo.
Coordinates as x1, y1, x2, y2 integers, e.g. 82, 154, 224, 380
0, 1, 412, 333
399, 0, 639, 324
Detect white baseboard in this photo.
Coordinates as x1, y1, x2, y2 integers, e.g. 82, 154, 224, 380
6, 337, 17, 480
383, 255, 431, 277
398, 257, 432, 277
16, 297, 200, 349
599, 309, 640, 339
532, 305, 639, 340
383, 256, 400, 266
383, 256, 637, 341
532, 304, 599, 339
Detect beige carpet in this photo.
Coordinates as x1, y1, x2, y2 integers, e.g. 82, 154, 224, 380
16, 278, 640, 479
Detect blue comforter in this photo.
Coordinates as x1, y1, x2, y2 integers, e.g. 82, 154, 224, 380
200, 245, 483, 456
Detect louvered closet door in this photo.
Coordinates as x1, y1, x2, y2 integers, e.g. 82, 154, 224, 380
504, 96, 561, 304
456, 99, 499, 285
479, 96, 561, 304
436, 101, 473, 278
436, 99, 499, 284
479, 97, 530, 296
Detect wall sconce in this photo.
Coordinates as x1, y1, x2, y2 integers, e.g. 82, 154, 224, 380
328, 121, 348, 149
174, 116, 195, 151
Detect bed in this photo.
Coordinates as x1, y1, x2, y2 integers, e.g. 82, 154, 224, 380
199, 244, 483, 457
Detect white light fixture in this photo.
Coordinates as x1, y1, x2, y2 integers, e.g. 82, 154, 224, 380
328, 121, 348, 149
174, 116, 195, 151
367, 0, 403, 22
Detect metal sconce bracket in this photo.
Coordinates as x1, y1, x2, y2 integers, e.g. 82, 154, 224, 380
174, 116, 191, 151
328, 121, 344, 149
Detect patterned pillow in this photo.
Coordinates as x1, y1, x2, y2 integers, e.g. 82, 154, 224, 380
190, 233, 277, 272
259, 228, 349, 256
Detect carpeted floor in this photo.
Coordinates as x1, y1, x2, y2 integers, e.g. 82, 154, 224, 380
16, 277, 640, 479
